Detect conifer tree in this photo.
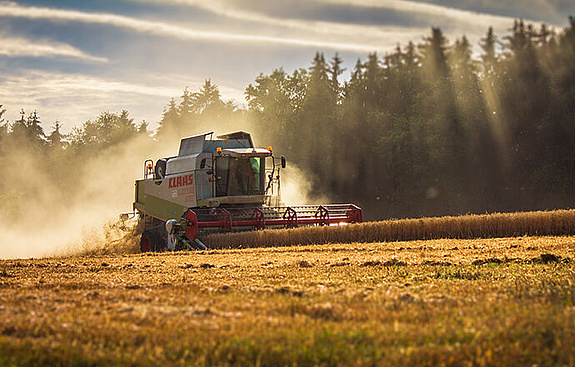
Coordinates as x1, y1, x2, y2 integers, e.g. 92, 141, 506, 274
193, 79, 223, 114
0, 104, 6, 141
328, 53, 345, 104
158, 98, 181, 136
47, 121, 64, 149
420, 27, 450, 82
138, 121, 149, 135
27, 111, 45, 142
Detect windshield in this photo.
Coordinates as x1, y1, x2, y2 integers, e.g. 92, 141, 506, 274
216, 157, 264, 196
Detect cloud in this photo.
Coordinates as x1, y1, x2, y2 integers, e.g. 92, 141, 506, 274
0, 69, 246, 129
321, 0, 521, 26
126, 0, 534, 54
136, 0, 526, 30
407, 0, 575, 26
130, 0, 426, 39
0, 1, 412, 53
0, 33, 107, 62
314, 0, 548, 39
0, 70, 181, 127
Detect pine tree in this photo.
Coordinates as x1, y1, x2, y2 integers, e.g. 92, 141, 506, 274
27, 111, 46, 143
420, 27, 451, 82
0, 104, 5, 124
193, 79, 223, 114
47, 121, 64, 149
0, 104, 6, 142
10, 109, 28, 141
305, 52, 333, 113
158, 98, 181, 136
179, 88, 194, 119
114, 109, 137, 144
138, 121, 149, 135
301, 52, 335, 190
328, 53, 345, 104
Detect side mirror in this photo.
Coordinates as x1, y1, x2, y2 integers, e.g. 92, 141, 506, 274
281, 156, 287, 169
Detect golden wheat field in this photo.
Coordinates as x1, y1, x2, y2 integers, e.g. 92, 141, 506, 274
202, 209, 575, 248
1, 233, 574, 366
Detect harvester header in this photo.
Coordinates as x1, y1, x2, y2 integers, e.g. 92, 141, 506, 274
133, 131, 362, 251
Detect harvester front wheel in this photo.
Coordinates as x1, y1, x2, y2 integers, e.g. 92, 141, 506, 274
140, 229, 162, 252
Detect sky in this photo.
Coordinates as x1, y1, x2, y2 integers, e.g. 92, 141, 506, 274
1, 0, 574, 133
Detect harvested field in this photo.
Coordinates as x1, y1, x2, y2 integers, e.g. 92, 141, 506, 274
1, 235, 574, 366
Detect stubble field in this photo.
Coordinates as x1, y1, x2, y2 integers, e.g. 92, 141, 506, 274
1, 235, 574, 366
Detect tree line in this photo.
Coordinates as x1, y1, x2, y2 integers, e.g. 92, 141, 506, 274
1, 17, 574, 220
244, 18, 575, 218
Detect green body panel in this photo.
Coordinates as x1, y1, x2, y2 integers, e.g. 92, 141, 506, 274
134, 180, 188, 222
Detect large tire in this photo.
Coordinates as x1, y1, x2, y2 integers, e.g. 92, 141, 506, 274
140, 229, 163, 252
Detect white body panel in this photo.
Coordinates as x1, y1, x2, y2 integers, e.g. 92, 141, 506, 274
141, 172, 198, 208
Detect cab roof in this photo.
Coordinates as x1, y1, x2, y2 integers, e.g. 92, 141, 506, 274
178, 131, 255, 156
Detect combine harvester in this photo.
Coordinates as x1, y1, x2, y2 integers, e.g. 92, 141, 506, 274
133, 131, 363, 251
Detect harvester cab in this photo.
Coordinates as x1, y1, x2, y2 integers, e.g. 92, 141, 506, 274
133, 131, 362, 252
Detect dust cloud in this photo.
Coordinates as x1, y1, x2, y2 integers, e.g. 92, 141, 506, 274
0, 134, 174, 259
281, 164, 328, 206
